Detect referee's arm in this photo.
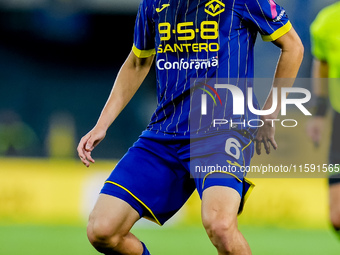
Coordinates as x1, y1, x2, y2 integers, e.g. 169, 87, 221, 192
306, 59, 329, 146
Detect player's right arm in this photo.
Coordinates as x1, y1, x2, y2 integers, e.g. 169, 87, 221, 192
77, 51, 154, 167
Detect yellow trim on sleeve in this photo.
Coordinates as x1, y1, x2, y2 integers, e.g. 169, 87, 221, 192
105, 181, 162, 226
132, 45, 156, 58
261, 21, 292, 42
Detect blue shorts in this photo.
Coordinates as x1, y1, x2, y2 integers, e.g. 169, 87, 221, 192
101, 131, 255, 225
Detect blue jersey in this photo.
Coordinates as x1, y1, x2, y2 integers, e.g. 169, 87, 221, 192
133, 0, 291, 139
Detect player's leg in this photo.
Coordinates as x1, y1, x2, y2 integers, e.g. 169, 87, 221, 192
87, 193, 147, 255
329, 179, 340, 239
87, 137, 195, 254
328, 111, 340, 238
201, 186, 251, 255
190, 132, 254, 255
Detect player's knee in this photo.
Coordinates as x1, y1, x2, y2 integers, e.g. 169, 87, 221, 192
87, 217, 123, 252
202, 215, 237, 253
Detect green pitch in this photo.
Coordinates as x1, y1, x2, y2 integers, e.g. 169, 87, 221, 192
1, 224, 339, 255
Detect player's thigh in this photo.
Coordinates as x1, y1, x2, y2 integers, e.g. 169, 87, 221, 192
201, 186, 241, 229
88, 193, 140, 238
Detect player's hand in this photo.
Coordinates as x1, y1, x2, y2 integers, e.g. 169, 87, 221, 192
306, 116, 325, 147
254, 117, 278, 155
77, 127, 106, 167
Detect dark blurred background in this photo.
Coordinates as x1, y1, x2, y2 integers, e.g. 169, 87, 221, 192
0, 0, 337, 159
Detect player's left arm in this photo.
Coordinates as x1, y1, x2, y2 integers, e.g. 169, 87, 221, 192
255, 27, 304, 155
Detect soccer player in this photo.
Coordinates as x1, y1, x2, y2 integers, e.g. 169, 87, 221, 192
77, 0, 303, 254
307, 1, 340, 239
